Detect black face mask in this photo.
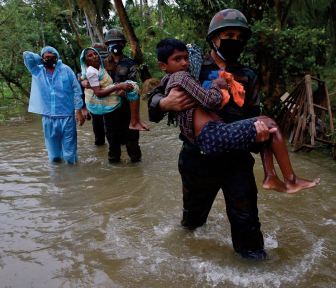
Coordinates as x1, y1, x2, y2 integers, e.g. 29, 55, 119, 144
108, 44, 123, 55
215, 39, 245, 62
42, 58, 57, 69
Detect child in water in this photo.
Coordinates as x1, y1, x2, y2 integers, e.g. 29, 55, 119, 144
156, 38, 320, 193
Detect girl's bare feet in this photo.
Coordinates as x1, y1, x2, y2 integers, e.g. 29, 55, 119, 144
284, 176, 320, 194
262, 175, 287, 192
129, 120, 150, 131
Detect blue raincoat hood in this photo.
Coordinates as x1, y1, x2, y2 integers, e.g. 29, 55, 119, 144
40, 46, 60, 59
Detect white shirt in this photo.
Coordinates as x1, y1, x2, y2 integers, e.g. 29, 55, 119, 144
86, 66, 100, 87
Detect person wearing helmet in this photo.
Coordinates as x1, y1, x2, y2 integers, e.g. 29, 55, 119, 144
23, 46, 85, 164
103, 28, 142, 163
156, 37, 319, 194
148, 9, 269, 260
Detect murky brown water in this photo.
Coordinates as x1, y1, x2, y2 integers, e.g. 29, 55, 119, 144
0, 107, 336, 287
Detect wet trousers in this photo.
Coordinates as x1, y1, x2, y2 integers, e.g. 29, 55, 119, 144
178, 142, 264, 254
91, 114, 106, 146
42, 115, 77, 164
91, 100, 141, 162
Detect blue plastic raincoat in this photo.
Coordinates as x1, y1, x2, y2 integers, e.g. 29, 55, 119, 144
23, 46, 83, 164
24, 46, 83, 115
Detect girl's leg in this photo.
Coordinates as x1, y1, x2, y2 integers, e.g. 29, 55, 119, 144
194, 110, 257, 153
125, 82, 149, 131
257, 116, 320, 193
260, 145, 287, 192
128, 99, 149, 131
193, 108, 221, 137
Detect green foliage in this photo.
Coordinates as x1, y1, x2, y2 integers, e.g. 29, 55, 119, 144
29, 0, 90, 70
0, 0, 90, 112
0, 0, 40, 106
173, 0, 237, 40
246, 18, 327, 84
0, 0, 335, 120
134, 5, 205, 78
320, 66, 336, 114
239, 14, 328, 111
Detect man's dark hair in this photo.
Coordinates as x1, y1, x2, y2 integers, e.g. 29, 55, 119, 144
156, 38, 187, 63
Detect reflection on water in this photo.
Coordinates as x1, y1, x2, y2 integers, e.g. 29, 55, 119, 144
0, 112, 335, 287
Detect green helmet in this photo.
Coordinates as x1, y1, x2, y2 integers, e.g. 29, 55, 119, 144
104, 28, 126, 45
206, 9, 251, 43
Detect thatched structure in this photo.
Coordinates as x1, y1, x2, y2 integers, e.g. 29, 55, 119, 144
276, 75, 336, 159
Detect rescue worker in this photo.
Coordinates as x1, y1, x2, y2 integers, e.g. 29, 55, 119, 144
148, 9, 268, 260
23, 46, 84, 164
104, 28, 142, 162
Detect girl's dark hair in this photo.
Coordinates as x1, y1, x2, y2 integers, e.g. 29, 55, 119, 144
156, 38, 187, 63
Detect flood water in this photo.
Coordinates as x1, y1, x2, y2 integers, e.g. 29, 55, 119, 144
0, 108, 335, 287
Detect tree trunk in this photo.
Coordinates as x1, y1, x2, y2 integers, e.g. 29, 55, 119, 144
66, 15, 84, 48
139, 0, 143, 18
113, 0, 144, 65
85, 7, 105, 44
240, 0, 270, 21
76, 0, 105, 44
65, 1, 85, 49
273, 0, 294, 29
84, 12, 96, 44
157, 0, 164, 27
143, 0, 150, 20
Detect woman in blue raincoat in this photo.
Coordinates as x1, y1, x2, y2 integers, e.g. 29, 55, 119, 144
23, 46, 84, 164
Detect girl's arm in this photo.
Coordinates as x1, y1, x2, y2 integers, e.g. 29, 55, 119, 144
86, 66, 133, 98
91, 83, 133, 97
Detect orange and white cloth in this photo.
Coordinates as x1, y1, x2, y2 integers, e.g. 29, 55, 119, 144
218, 70, 245, 107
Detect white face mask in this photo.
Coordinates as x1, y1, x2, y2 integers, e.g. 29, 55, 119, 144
108, 44, 123, 55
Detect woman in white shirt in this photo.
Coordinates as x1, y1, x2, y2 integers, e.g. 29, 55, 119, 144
80, 47, 148, 162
